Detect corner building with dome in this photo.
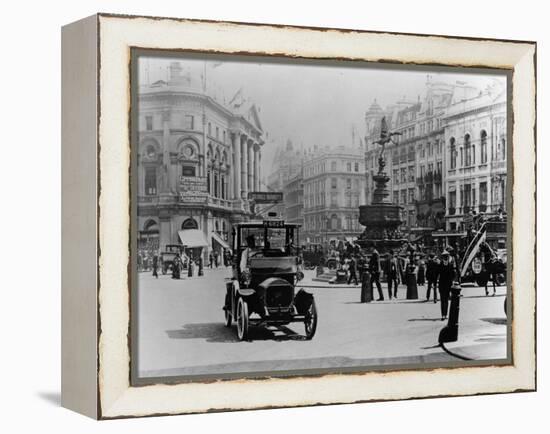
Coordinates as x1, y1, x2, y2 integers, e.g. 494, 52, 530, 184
136, 61, 264, 260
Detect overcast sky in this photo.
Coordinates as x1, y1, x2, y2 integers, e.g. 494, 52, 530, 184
138, 55, 506, 176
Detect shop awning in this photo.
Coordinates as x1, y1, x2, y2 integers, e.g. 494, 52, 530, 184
211, 232, 230, 251
178, 229, 208, 248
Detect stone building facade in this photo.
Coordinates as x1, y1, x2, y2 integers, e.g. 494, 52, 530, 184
136, 61, 264, 259
443, 82, 507, 232
363, 77, 505, 238
302, 146, 366, 245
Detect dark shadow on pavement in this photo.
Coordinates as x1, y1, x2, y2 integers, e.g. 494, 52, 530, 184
166, 322, 307, 343
408, 317, 444, 322
37, 391, 61, 407
480, 317, 507, 325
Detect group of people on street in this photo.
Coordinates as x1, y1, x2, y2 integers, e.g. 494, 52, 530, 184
335, 246, 463, 320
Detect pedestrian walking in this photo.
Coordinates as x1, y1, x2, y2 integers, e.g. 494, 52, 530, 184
417, 257, 426, 286
438, 251, 456, 320
485, 256, 498, 296
386, 250, 401, 299
425, 253, 439, 302
369, 249, 384, 301
347, 255, 358, 285
172, 253, 181, 279
209, 252, 213, 269
214, 251, 219, 268
152, 251, 159, 279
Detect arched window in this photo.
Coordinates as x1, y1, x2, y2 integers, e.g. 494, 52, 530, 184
449, 137, 456, 169
464, 134, 471, 166
480, 130, 488, 164
182, 218, 198, 230
143, 219, 158, 232
144, 166, 157, 196
330, 214, 338, 230
146, 144, 156, 159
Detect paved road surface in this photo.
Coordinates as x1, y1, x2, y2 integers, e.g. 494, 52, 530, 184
136, 267, 508, 379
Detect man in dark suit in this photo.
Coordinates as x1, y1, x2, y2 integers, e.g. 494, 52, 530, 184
347, 255, 358, 285
438, 251, 456, 320
425, 253, 439, 302
369, 249, 384, 301
386, 250, 401, 299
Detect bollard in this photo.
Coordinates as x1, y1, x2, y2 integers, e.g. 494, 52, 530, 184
360, 272, 373, 303
405, 271, 418, 299
438, 283, 462, 343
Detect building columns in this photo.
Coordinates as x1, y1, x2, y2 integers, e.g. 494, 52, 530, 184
253, 143, 260, 192
232, 132, 241, 200
241, 134, 248, 199
248, 139, 254, 193
161, 110, 171, 193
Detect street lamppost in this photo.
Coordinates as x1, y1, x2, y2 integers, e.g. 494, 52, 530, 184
325, 216, 329, 249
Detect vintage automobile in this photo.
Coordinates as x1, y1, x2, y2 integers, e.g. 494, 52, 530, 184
160, 244, 187, 274
223, 220, 317, 341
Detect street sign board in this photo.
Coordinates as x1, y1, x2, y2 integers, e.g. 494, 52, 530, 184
179, 176, 208, 203
248, 191, 283, 203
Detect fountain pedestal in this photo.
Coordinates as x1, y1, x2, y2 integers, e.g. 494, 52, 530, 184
357, 169, 406, 254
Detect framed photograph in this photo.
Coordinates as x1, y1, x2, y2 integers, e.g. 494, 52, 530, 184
61, 13, 536, 419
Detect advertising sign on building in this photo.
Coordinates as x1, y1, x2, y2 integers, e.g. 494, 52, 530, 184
248, 191, 283, 203
179, 176, 208, 203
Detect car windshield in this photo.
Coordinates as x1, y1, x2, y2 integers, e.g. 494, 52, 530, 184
239, 226, 298, 254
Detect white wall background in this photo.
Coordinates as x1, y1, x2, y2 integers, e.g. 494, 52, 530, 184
0, 0, 546, 432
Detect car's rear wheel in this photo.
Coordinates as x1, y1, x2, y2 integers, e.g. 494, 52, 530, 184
495, 273, 506, 286
304, 300, 318, 340
236, 297, 249, 341
224, 293, 232, 327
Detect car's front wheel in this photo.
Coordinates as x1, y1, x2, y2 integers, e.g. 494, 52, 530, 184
224, 293, 232, 327
236, 297, 249, 341
304, 300, 318, 340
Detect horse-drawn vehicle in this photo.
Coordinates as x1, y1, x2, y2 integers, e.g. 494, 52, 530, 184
160, 244, 187, 275
223, 219, 317, 341
459, 216, 507, 287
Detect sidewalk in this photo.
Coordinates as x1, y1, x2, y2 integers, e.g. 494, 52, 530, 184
300, 271, 509, 362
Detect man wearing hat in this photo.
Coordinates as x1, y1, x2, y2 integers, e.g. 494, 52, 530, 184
369, 248, 384, 301
438, 250, 456, 320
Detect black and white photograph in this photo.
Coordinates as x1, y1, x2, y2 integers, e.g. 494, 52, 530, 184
132, 52, 510, 382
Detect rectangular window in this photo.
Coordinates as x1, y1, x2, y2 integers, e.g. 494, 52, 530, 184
354, 162, 359, 172
393, 169, 399, 184
331, 178, 337, 189
346, 179, 351, 189
184, 115, 194, 130
347, 162, 352, 172
182, 165, 196, 177
144, 166, 157, 195
216, 126, 219, 139
401, 190, 407, 205
480, 182, 488, 205
331, 192, 338, 206
449, 190, 456, 208
145, 115, 153, 131
331, 161, 337, 171
393, 191, 399, 204
408, 188, 415, 203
